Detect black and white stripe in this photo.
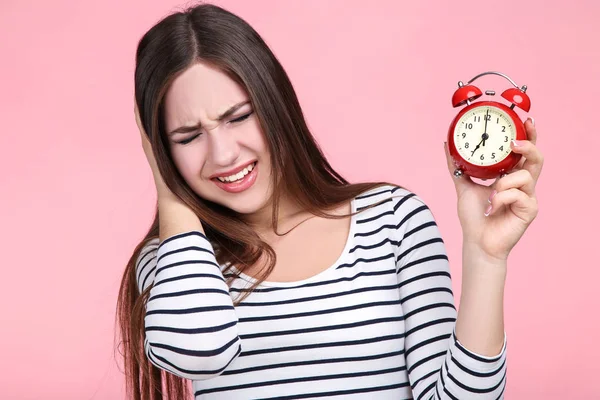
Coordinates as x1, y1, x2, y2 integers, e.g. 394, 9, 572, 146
136, 185, 507, 399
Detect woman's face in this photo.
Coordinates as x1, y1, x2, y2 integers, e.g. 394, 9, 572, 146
163, 62, 273, 214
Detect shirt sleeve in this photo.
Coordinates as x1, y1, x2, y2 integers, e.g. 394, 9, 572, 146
135, 230, 241, 380
391, 191, 507, 399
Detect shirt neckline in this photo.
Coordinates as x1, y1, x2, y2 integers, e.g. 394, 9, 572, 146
230, 197, 357, 288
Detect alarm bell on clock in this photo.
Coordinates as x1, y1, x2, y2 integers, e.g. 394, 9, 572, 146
447, 71, 530, 180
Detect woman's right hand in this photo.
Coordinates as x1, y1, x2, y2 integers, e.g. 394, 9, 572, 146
135, 100, 174, 199
136, 100, 205, 239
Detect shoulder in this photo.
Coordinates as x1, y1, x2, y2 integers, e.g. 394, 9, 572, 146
354, 184, 437, 236
137, 237, 160, 263
355, 183, 430, 212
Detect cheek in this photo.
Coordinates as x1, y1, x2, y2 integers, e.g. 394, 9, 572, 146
171, 147, 206, 180
241, 120, 269, 155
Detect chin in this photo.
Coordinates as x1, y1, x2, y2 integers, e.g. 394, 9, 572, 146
195, 181, 272, 216
224, 196, 269, 215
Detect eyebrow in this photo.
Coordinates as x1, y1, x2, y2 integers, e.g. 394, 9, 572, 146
168, 100, 251, 136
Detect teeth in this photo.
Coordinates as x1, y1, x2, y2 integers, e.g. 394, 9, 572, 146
217, 162, 255, 183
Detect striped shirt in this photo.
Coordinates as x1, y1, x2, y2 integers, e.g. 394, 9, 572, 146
136, 185, 507, 399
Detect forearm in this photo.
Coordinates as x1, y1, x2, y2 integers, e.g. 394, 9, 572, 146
455, 244, 507, 357
140, 194, 240, 379
395, 193, 507, 398
158, 193, 205, 242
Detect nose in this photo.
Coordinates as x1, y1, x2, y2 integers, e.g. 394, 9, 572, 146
207, 127, 240, 167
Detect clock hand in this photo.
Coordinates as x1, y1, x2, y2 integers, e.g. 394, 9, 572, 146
471, 138, 484, 156
482, 109, 489, 147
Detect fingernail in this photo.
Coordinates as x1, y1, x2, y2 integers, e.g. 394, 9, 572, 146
511, 139, 523, 147
484, 204, 493, 216
488, 190, 497, 203
529, 117, 535, 126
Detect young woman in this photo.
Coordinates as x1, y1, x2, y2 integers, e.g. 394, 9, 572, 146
117, 3, 543, 399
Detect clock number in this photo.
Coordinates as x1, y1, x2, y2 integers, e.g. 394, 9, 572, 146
465, 142, 470, 149
480, 154, 485, 160
504, 136, 509, 142
499, 146, 504, 151
474, 116, 481, 122
502, 126, 506, 132
496, 117, 500, 123
491, 153, 496, 159
466, 123, 473, 129
485, 114, 491, 121
462, 133, 466, 138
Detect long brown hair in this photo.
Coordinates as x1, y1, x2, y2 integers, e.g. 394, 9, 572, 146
116, 2, 403, 399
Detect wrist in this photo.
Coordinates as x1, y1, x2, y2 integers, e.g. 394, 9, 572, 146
462, 239, 509, 266
157, 194, 204, 241
461, 244, 507, 293
157, 189, 182, 205
462, 243, 508, 287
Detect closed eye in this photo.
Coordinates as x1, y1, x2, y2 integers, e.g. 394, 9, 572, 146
229, 111, 253, 124
175, 134, 200, 145
175, 111, 254, 145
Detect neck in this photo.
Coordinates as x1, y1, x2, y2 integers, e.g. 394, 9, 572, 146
242, 190, 309, 235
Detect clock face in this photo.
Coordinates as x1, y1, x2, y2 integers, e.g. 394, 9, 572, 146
453, 105, 517, 166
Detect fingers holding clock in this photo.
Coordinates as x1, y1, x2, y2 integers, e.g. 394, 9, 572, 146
491, 169, 536, 199
488, 168, 538, 219
485, 186, 538, 223
509, 119, 544, 182
523, 117, 537, 145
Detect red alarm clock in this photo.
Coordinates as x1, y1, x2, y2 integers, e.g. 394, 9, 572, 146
447, 71, 530, 180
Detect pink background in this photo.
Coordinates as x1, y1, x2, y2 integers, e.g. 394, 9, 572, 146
1, 0, 598, 398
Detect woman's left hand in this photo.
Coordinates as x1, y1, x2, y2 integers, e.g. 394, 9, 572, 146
444, 117, 544, 262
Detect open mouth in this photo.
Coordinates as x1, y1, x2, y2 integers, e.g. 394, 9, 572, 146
215, 161, 257, 183
212, 161, 258, 193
